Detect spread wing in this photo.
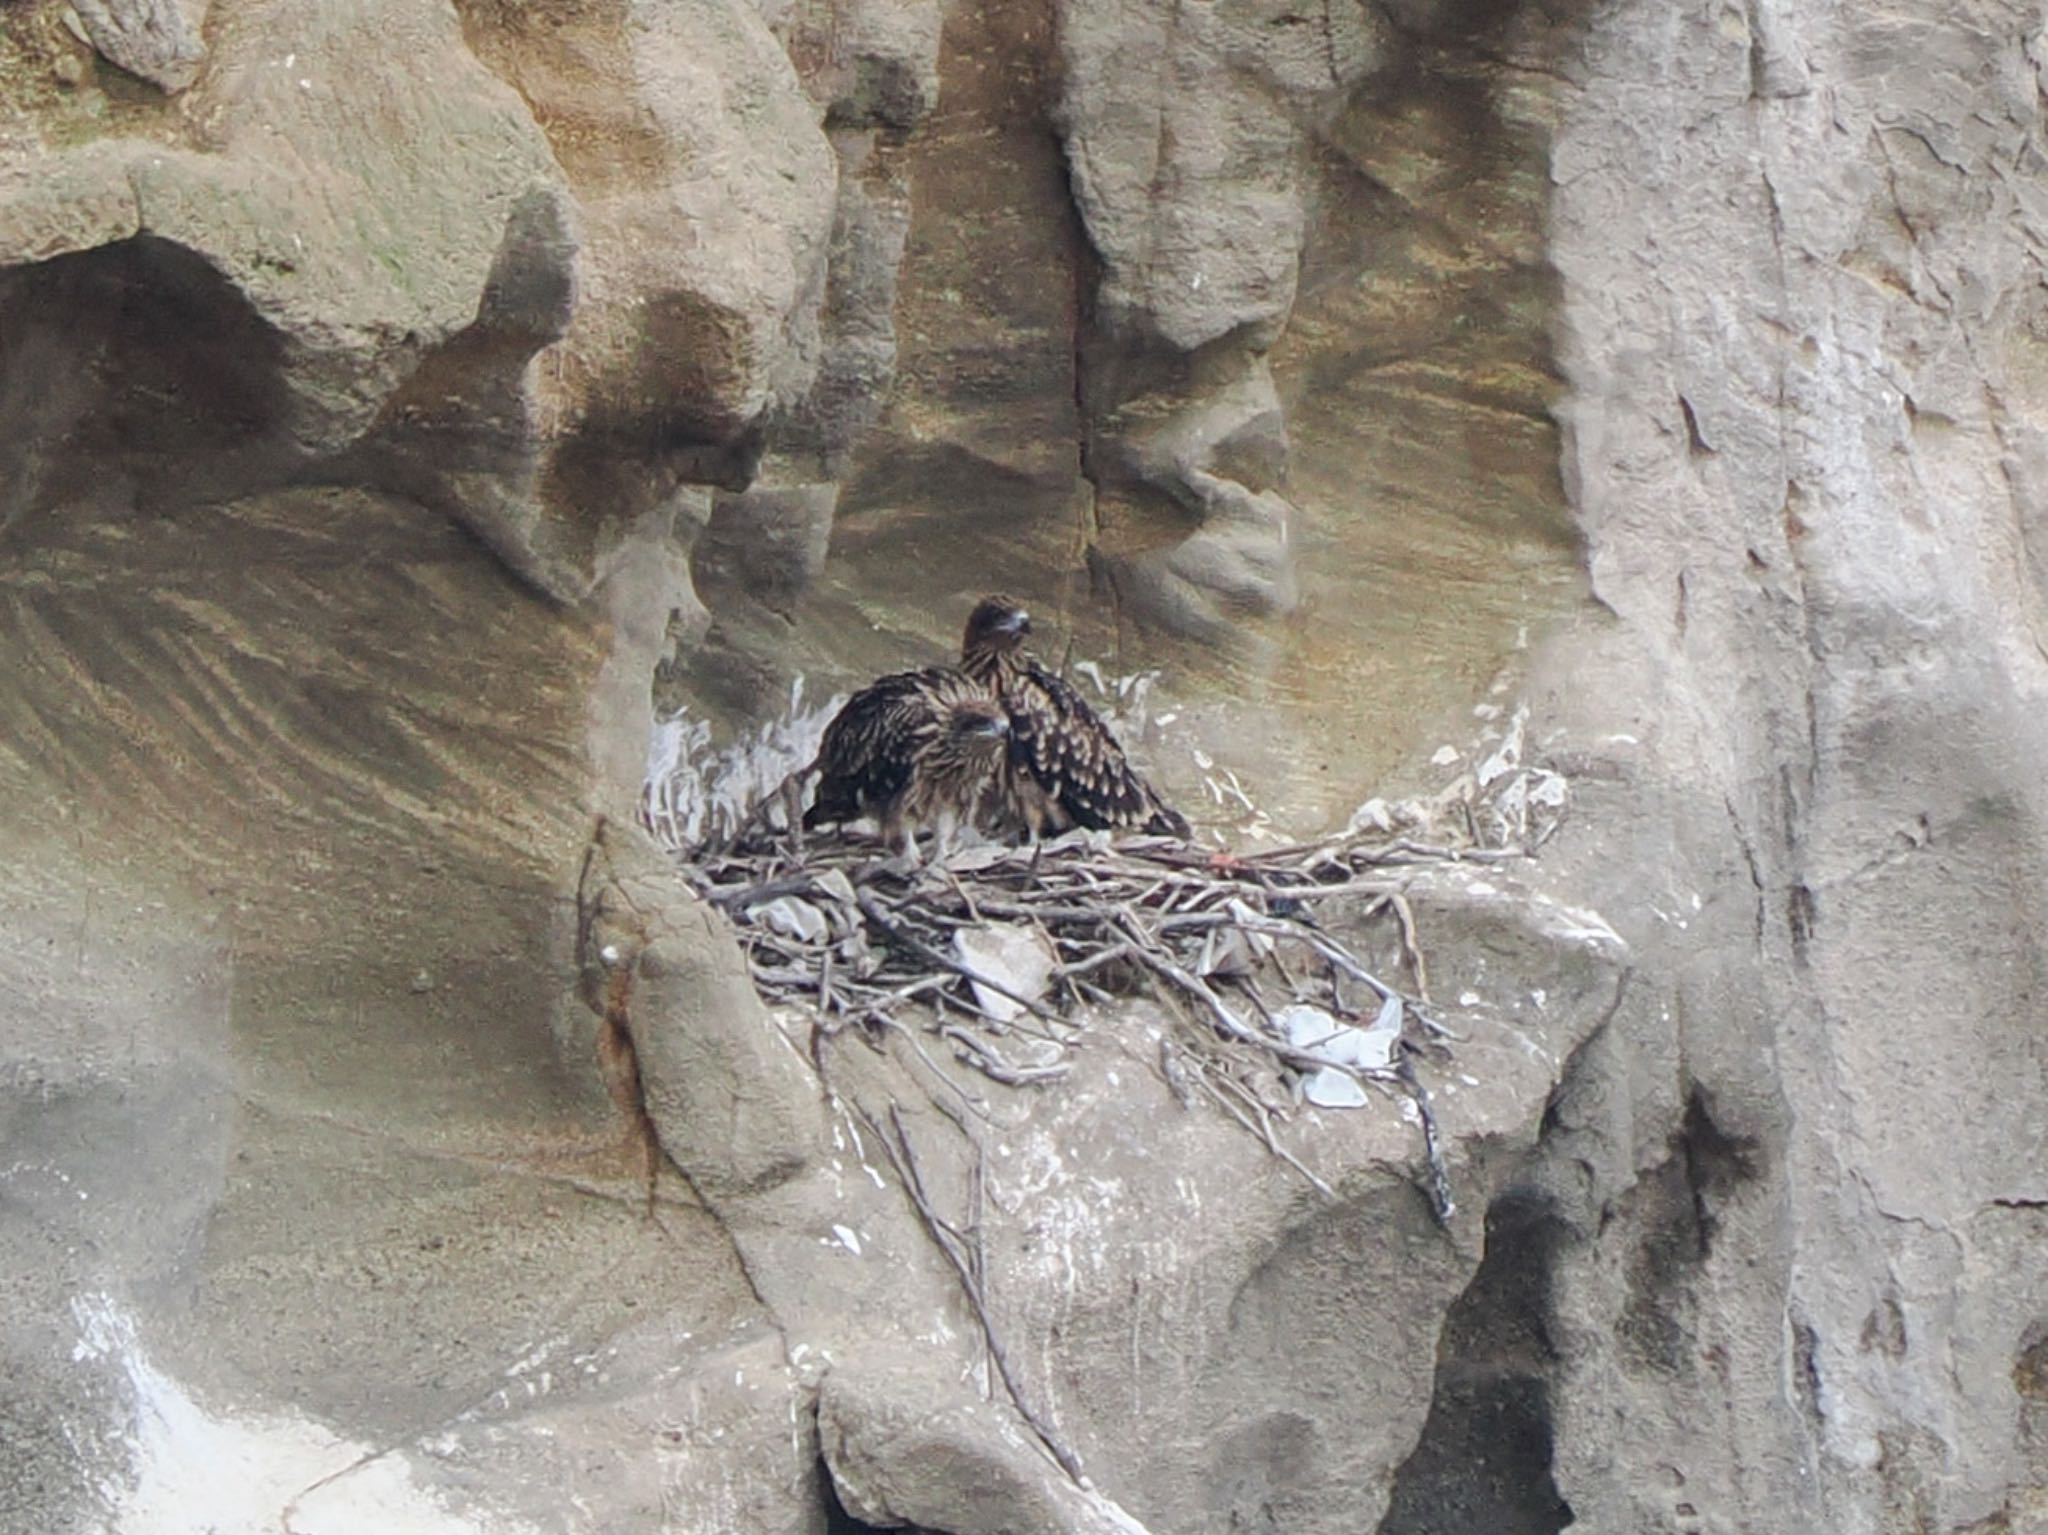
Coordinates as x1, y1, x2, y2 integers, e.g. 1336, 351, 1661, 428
804, 668, 981, 828
1009, 661, 1189, 837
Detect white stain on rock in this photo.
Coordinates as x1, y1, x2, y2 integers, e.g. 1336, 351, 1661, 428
68, 1293, 532, 1535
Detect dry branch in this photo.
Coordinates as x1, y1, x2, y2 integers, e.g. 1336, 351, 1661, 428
861, 1103, 1091, 1488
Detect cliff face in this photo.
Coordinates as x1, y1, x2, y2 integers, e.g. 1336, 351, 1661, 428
2, 0, 2044, 1532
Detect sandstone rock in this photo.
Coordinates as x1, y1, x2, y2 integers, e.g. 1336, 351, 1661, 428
0, 482, 788, 1529
768, 0, 945, 131
1, 0, 841, 599
696, 482, 841, 603
789, 131, 917, 477
9, 0, 2048, 1529
0, 0, 565, 525
658, 0, 944, 662
351, 1330, 826, 1534
1046, 0, 1381, 650
69, 0, 207, 92
836, 0, 944, 130
457, 0, 839, 532
1053, 0, 1384, 352
574, 820, 826, 1200
1088, 357, 1299, 641
820, 1353, 1142, 1535
1537, 1, 2048, 1527
1120, 360, 1290, 493
329, 187, 587, 591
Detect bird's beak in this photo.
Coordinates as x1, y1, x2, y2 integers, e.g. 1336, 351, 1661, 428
1003, 611, 1031, 636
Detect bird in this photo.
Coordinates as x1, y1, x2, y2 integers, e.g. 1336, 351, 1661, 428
958, 594, 1191, 841
803, 667, 1012, 863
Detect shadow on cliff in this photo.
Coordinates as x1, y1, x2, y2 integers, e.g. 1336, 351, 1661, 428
0, 235, 293, 531
1380, 1189, 1577, 1535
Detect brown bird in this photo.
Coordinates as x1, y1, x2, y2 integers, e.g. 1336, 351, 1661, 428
804, 667, 1011, 862
959, 594, 1190, 841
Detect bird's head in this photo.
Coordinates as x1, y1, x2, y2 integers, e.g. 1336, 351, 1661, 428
945, 698, 1011, 755
962, 595, 1031, 658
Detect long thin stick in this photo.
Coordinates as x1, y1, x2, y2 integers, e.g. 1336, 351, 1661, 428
1202, 1071, 1335, 1197
1390, 891, 1430, 1003
1398, 1059, 1456, 1224
941, 1026, 1070, 1086
862, 1104, 1089, 1487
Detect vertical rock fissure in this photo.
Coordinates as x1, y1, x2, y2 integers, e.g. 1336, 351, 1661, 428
575, 829, 665, 1212
1060, 138, 1099, 510
596, 956, 663, 1213
1052, 120, 1120, 651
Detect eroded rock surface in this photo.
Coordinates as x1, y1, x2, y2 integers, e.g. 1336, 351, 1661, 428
1533, 3, 2048, 1529
2, 0, 2046, 1530
69, 0, 207, 93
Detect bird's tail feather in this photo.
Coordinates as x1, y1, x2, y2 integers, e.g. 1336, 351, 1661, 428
1146, 803, 1192, 840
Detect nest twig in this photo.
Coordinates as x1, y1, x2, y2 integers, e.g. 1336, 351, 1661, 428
860, 1101, 1090, 1488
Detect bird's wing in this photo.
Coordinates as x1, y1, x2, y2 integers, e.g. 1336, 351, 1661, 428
1011, 662, 1182, 833
805, 669, 953, 826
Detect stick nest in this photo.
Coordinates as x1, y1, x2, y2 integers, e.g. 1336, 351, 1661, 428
675, 816, 1557, 1220
646, 698, 1566, 1488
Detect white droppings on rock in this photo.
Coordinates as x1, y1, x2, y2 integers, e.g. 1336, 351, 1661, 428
67, 1293, 527, 1534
